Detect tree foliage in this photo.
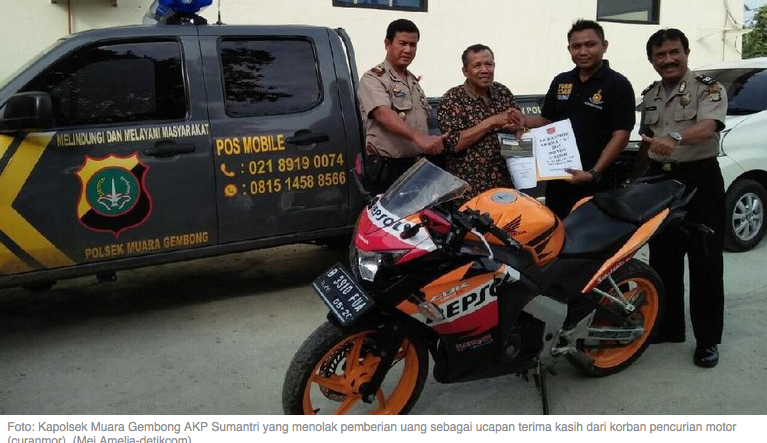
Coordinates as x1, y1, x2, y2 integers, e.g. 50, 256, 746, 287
744, 5, 767, 58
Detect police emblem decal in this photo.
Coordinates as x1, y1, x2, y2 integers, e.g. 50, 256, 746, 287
76, 153, 152, 237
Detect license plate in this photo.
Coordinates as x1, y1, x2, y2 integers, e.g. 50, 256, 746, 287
312, 264, 374, 326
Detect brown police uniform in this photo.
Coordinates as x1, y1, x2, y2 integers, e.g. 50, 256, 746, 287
358, 60, 431, 193
640, 68, 727, 348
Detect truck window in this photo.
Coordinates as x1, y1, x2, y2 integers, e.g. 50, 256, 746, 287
219, 39, 322, 117
21, 40, 186, 127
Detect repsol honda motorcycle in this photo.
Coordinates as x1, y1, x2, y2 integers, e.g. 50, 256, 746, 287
282, 159, 696, 414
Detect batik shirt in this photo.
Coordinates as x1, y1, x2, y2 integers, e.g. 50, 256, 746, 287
438, 81, 516, 198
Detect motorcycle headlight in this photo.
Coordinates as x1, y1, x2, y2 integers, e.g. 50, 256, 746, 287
352, 248, 408, 282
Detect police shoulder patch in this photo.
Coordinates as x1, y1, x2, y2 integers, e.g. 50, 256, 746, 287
370, 65, 385, 76
641, 81, 658, 95
695, 74, 717, 86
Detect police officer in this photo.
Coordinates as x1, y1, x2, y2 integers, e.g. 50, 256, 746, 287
517, 19, 636, 219
358, 19, 445, 195
634, 28, 726, 368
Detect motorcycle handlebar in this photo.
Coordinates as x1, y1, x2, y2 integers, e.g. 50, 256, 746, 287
447, 209, 521, 251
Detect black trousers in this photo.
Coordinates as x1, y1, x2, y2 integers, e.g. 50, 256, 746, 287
364, 154, 417, 195
647, 158, 725, 346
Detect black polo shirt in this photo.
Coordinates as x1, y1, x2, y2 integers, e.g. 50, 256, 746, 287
541, 60, 635, 170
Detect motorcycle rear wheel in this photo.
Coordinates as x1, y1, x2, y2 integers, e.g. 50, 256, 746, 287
569, 258, 665, 377
282, 321, 429, 414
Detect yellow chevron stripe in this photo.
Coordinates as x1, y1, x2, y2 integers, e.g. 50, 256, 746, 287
0, 239, 32, 274
0, 134, 75, 269
0, 134, 13, 159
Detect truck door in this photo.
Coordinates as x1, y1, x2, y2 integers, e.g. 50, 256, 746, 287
0, 30, 216, 277
198, 26, 352, 244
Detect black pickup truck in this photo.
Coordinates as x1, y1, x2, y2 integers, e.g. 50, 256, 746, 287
0, 23, 368, 289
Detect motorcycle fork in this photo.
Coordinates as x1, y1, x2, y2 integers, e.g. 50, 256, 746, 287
357, 324, 406, 403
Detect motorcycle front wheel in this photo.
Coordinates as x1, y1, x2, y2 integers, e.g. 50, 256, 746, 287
569, 258, 665, 377
282, 321, 429, 414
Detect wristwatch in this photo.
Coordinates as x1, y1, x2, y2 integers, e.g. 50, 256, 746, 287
668, 131, 683, 146
588, 168, 603, 183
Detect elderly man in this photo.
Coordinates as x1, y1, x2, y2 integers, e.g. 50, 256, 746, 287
438, 44, 521, 200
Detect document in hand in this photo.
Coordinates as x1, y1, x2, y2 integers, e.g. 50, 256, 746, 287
532, 119, 582, 180
498, 132, 537, 190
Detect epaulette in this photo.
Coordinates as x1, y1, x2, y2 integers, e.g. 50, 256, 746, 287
695, 74, 717, 85
370, 65, 385, 77
641, 81, 658, 95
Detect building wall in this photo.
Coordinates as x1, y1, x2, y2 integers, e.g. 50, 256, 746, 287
0, 0, 746, 98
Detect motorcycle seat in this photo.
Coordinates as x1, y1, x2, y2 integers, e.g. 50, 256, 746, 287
561, 202, 636, 259
589, 181, 686, 225
560, 181, 686, 259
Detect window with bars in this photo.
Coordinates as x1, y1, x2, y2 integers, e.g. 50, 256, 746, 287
332, 0, 427, 12
597, 0, 659, 24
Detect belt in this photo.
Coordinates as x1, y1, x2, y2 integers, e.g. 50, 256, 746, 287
651, 157, 717, 173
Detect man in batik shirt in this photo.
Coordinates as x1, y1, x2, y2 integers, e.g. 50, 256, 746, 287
438, 44, 522, 199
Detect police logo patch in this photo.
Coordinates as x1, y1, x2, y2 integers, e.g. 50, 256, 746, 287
590, 89, 604, 105
707, 85, 722, 102
76, 153, 152, 237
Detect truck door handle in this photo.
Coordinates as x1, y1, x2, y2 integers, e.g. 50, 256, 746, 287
285, 130, 329, 145
143, 141, 197, 158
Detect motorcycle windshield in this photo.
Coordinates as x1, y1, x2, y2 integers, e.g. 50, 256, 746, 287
378, 158, 469, 218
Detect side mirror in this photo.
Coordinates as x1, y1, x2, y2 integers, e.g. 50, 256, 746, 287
0, 92, 55, 132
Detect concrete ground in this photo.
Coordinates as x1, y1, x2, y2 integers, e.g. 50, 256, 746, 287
1, 241, 765, 415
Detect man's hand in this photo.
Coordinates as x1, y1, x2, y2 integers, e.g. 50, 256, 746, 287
416, 133, 447, 155
641, 134, 676, 157
564, 168, 593, 184
509, 108, 525, 127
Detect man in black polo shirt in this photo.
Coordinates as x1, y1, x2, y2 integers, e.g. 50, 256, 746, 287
519, 19, 635, 219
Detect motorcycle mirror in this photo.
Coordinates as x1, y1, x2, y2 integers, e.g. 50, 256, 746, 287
400, 222, 423, 239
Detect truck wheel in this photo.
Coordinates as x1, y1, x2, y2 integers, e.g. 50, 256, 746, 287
724, 179, 766, 252
282, 321, 428, 415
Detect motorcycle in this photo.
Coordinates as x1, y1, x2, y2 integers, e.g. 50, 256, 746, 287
282, 158, 696, 414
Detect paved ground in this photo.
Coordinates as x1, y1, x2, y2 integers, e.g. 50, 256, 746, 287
1, 241, 766, 415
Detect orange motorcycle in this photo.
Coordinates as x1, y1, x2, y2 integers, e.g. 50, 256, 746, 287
282, 159, 696, 414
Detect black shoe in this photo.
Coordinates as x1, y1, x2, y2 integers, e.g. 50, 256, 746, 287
694, 345, 719, 368
651, 332, 686, 344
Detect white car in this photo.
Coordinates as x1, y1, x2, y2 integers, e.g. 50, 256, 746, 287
627, 57, 767, 252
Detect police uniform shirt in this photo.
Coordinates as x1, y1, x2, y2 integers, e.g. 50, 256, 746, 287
358, 59, 431, 158
541, 60, 636, 170
640, 68, 727, 163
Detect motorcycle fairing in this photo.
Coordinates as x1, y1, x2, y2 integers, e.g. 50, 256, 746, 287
355, 200, 437, 253
395, 262, 520, 336
581, 209, 669, 293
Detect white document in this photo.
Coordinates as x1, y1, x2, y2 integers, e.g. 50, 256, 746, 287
499, 132, 537, 190
531, 119, 582, 180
